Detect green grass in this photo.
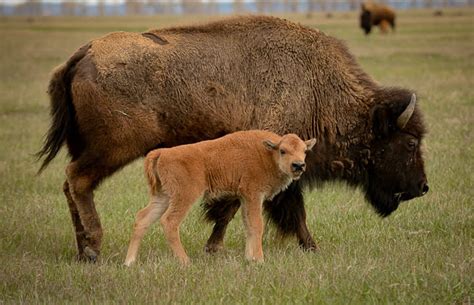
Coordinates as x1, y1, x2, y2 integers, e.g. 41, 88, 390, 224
0, 8, 473, 304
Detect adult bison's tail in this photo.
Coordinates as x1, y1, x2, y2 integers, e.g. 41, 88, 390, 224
36, 43, 91, 174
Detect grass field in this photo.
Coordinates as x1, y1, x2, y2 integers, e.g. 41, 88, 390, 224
0, 8, 473, 304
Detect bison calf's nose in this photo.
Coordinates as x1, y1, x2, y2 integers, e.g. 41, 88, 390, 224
291, 162, 306, 172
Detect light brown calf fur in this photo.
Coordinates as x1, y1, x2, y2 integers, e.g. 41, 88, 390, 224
125, 130, 316, 265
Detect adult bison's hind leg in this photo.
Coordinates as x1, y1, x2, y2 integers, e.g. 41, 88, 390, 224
63, 180, 88, 259
65, 159, 108, 262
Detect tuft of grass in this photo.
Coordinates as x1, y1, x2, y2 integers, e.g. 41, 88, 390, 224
0, 8, 473, 304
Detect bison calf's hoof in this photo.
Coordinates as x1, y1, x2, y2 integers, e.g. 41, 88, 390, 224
247, 256, 264, 263
124, 258, 135, 267
178, 257, 191, 267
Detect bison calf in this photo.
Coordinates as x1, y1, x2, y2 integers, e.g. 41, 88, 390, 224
125, 130, 316, 265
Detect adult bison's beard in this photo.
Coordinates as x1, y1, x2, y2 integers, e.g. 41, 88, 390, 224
364, 179, 404, 217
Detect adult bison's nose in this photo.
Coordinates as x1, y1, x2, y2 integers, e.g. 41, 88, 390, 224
419, 179, 429, 196
291, 162, 306, 172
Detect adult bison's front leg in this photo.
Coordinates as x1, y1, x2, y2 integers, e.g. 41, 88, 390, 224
204, 199, 241, 253
264, 183, 318, 251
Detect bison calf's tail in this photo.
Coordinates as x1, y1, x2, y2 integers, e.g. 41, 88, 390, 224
36, 43, 91, 174
144, 150, 163, 195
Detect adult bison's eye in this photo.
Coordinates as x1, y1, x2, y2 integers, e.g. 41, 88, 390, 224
407, 139, 418, 151
280, 149, 286, 155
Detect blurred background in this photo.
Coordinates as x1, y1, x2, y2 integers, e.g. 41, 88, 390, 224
1, 0, 472, 17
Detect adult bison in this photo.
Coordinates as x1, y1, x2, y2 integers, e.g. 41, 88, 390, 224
360, 2, 396, 35
38, 16, 428, 262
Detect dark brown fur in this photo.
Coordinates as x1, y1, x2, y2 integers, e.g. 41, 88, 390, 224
360, 2, 396, 35
37, 16, 428, 261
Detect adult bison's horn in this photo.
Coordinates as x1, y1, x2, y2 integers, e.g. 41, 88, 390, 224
397, 93, 416, 129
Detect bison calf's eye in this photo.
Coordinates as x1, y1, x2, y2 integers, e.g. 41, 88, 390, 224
280, 149, 286, 155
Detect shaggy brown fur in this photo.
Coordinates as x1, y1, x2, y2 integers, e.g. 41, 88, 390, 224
37, 16, 428, 262
360, 2, 396, 35
124, 131, 315, 265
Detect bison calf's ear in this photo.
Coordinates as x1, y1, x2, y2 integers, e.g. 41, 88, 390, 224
263, 139, 277, 151
305, 139, 317, 151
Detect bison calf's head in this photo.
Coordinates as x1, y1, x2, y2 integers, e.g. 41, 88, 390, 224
264, 134, 316, 180
368, 92, 429, 217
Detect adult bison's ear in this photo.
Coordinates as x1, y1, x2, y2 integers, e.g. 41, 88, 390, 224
372, 92, 417, 138
263, 139, 277, 151
371, 104, 392, 139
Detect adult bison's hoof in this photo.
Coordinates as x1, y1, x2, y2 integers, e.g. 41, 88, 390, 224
204, 243, 224, 254
299, 241, 319, 252
303, 245, 319, 252
84, 246, 98, 262
76, 246, 99, 263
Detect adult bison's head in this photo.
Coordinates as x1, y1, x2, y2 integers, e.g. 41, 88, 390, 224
360, 5, 372, 35
366, 91, 428, 216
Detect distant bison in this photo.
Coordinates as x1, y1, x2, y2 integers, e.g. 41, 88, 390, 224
360, 2, 396, 35
38, 16, 428, 262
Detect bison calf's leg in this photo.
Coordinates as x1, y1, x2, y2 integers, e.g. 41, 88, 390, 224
125, 194, 170, 267
204, 199, 240, 253
65, 162, 103, 262
241, 197, 264, 262
63, 180, 88, 259
160, 191, 201, 266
